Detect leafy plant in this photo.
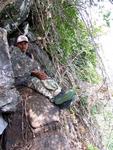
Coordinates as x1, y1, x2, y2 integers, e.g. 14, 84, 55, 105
87, 144, 99, 150
80, 95, 88, 108
31, 0, 100, 84
53, 1, 100, 83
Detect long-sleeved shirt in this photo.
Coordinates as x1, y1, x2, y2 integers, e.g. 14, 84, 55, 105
10, 46, 40, 85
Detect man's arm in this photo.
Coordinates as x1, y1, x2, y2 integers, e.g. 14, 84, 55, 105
31, 70, 48, 80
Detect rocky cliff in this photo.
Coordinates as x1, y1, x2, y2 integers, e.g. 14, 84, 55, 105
0, 0, 105, 150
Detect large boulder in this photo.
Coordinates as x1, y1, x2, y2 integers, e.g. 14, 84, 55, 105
0, 28, 19, 112
5, 87, 71, 150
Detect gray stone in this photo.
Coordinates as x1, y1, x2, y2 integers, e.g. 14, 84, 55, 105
0, 28, 14, 88
0, 0, 32, 33
0, 115, 8, 135
0, 88, 19, 112
0, 28, 19, 112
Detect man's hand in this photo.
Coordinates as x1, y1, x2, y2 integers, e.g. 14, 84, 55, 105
31, 71, 48, 80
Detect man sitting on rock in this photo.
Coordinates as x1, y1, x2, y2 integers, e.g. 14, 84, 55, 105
10, 35, 76, 108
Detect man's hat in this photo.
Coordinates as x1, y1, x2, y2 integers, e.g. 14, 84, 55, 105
17, 35, 29, 43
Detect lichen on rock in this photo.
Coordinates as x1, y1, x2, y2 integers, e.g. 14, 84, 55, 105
0, 27, 19, 112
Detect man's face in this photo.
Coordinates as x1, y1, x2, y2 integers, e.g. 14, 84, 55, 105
17, 41, 29, 52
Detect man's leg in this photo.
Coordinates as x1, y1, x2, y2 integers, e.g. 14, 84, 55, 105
53, 89, 76, 105
27, 77, 55, 99
25, 77, 76, 106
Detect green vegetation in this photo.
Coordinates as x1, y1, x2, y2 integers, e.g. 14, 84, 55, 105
31, 0, 100, 84
0, 3, 18, 22
53, 1, 100, 83
91, 102, 104, 115
30, 1, 113, 150
87, 144, 99, 150
80, 95, 88, 109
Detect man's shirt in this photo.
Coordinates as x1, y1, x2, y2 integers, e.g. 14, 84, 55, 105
10, 46, 40, 84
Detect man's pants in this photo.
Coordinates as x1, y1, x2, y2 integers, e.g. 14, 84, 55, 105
27, 77, 62, 99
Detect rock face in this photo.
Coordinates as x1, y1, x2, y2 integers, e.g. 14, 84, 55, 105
0, 28, 19, 112
5, 88, 70, 150
0, 27, 71, 149
0, 1, 104, 150
0, 0, 55, 77
0, 0, 32, 33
